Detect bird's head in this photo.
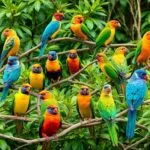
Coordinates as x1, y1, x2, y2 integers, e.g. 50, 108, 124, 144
20, 83, 32, 95
132, 69, 148, 81
7, 56, 19, 66
80, 86, 89, 95
3, 28, 16, 37
143, 31, 150, 41
108, 20, 121, 28
47, 105, 58, 115
102, 84, 112, 95
96, 53, 107, 63
115, 46, 128, 55
68, 49, 78, 59
54, 11, 64, 21
39, 90, 51, 100
48, 51, 57, 61
31, 64, 43, 74
72, 15, 84, 24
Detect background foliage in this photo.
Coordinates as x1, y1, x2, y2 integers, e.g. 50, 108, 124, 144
0, 0, 150, 150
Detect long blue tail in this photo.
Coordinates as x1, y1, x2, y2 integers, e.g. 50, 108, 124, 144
39, 42, 46, 58
126, 109, 136, 138
0, 85, 10, 102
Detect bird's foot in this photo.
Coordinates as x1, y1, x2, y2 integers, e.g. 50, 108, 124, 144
42, 133, 49, 142
53, 134, 58, 141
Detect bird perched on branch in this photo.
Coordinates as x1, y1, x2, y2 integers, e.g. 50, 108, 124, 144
29, 64, 45, 90
111, 46, 128, 73
0, 28, 20, 68
13, 83, 31, 136
93, 20, 121, 58
0, 56, 21, 102
70, 15, 94, 41
96, 53, 126, 98
77, 86, 95, 138
39, 11, 64, 58
39, 90, 58, 116
45, 51, 62, 83
133, 31, 150, 66
98, 84, 118, 146
126, 69, 148, 138
67, 49, 81, 74
39, 105, 61, 150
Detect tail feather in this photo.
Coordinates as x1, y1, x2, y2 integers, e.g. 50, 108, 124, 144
88, 126, 95, 140
0, 86, 9, 102
126, 109, 136, 138
39, 42, 46, 58
107, 122, 118, 146
42, 141, 51, 150
16, 120, 23, 136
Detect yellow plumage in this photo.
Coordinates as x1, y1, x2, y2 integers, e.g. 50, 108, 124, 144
46, 59, 61, 72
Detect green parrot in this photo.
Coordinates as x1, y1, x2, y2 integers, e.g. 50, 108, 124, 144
98, 84, 118, 146
96, 52, 126, 99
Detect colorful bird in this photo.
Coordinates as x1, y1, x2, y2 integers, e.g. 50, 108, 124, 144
111, 46, 128, 73
126, 69, 148, 138
93, 20, 121, 58
39, 105, 61, 150
96, 53, 126, 97
0, 56, 21, 102
29, 64, 45, 90
70, 15, 94, 41
98, 84, 118, 146
66, 49, 81, 74
13, 83, 31, 135
134, 31, 150, 66
39, 11, 64, 58
39, 90, 58, 115
0, 28, 20, 68
77, 86, 95, 138
45, 51, 62, 83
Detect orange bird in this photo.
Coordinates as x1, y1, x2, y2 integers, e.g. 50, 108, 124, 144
134, 31, 150, 65
39, 105, 61, 150
67, 49, 81, 74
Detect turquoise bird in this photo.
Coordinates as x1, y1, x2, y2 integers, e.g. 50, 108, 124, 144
126, 69, 148, 138
0, 56, 21, 102
39, 11, 64, 58
98, 84, 118, 146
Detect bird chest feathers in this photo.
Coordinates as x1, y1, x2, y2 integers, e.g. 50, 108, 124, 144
46, 60, 60, 71
105, 28, 115, 46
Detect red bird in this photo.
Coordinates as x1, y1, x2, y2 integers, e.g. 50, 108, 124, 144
66, 49, 81, 74
39, 105, 61, 150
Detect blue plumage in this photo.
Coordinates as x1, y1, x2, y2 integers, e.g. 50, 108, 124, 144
126, 69, 147, 138
0, 56, 21, 102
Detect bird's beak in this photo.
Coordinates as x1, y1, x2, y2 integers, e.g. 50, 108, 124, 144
144, 75, 148, 81
48, 55, 53, 60
117, 22, 121, 27
53, 107, 58, 114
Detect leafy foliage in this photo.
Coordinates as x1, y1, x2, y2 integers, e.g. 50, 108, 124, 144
0, 0, 150, 150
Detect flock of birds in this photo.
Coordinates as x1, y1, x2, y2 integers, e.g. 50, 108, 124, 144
0, 10, 150, 149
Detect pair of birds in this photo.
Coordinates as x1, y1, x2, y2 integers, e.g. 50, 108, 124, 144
77, 69, 148, 146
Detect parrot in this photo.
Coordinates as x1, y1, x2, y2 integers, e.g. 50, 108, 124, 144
39, 11, 64, 58
45, 51, 62, 83
66, 49, 81, 74
133, 31, 150, 66
29, 64, 45, 90
93, 20, 121, 58
77, 86, 95, 138
70, 15, 94, 41
111, 46, 128, 73
39, 105, 61, 150
98, 84, 118, 146
39, 90, 58, 116
13, 83, 31, 135
0, 28, 20, 68
96, 53, 126, 98
0, 56, 21, 102
126, 69, 148, 138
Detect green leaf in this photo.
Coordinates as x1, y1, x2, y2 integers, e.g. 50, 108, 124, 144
34, 1, 41, 12
85, 19, 94, 30
0, 139, 8, 150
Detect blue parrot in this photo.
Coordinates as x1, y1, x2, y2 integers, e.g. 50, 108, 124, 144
126, 69, 148, 138
0, 56, 21, 102
39, 11, 64, 58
